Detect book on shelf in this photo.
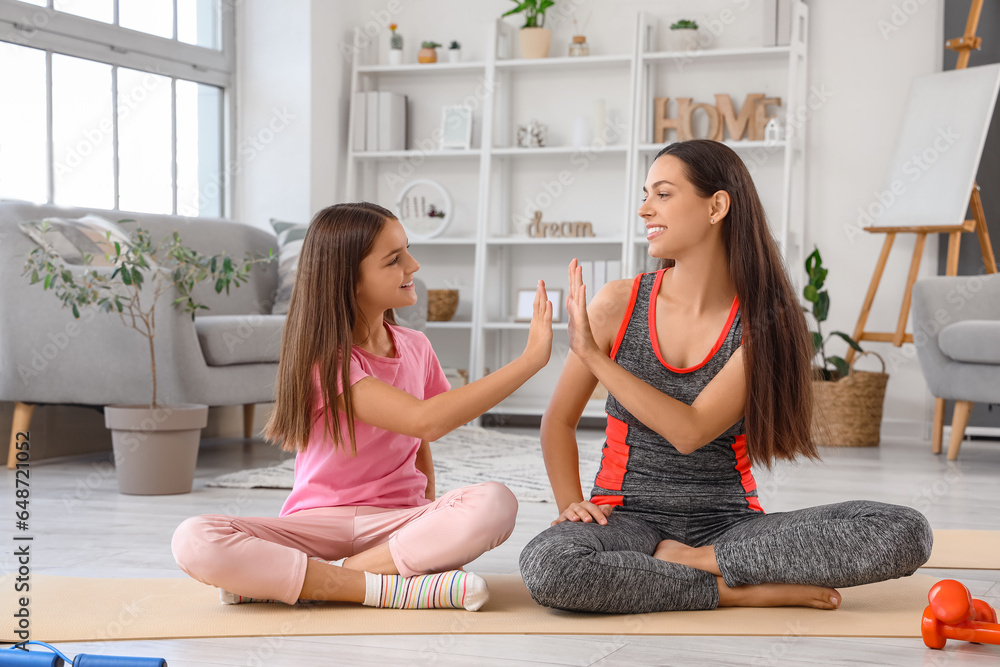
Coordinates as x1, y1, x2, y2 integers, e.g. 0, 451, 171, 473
378, 91, 407, 152
351, 92, 366, 151
365, 90, 379, 152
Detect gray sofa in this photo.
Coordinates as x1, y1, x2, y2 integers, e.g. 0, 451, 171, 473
1, 200, 284, 467
912, 274, 1000, 460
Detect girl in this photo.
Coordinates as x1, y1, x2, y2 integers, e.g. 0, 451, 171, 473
173, 202, 553, 611
519, 140, 933, 614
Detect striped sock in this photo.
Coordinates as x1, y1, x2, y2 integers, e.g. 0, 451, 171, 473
362, 570, 489, 611
219, 556, 347, 605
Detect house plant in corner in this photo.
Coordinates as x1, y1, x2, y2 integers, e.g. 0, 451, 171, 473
803, 247, 888, 447
502, 0, 555, 59
23, 223, 273, 494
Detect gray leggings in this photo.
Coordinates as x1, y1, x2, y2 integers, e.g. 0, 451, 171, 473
518, 500, 933, 613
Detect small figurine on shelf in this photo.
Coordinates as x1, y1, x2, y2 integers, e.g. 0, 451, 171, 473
448, 40, 462, 63
426, 204, 446, 218
419, 41, 441, 64
389, 23, 403, 66
569, 15, 590, 57
516, 119, 547, 148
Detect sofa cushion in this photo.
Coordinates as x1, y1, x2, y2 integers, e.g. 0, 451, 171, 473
195, 315, 285, 366
19, 214, 130, 266
939, 320, 1000, 365
270, 218, 308, 315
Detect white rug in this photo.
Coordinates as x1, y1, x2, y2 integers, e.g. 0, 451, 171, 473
208, 426, 606, 503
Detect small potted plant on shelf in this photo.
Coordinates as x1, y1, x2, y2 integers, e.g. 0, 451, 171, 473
670, 19, 700, 52
419, 40, 441, 63
802, 247, 888, 448
23, 223, 274, 494
448, 40, 462, 63
502, 0, 555, 59
389, 23, 403, 65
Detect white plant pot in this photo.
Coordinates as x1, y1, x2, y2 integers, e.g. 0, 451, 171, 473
105, 404, 208, 495
519, 27, 551, 59
671, 28, 699, 52
388, 49, 402, 66
447, 49, 461, 63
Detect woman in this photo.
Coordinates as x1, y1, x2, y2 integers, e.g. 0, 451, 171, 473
519, 140, 932, 614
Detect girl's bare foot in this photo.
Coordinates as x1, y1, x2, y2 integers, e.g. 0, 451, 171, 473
717, 577, 841, 610
653, 539, 722, 576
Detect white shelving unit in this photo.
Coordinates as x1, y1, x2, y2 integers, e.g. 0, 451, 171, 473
344, 3, 808, 419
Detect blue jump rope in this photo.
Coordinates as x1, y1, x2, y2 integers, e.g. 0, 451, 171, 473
1, 642, 165, 666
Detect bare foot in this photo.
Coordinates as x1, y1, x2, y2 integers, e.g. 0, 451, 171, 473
717, 577, 841, 610
653, 540, 722, 576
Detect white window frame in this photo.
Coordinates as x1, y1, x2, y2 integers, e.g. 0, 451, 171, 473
0, 0, 236, 217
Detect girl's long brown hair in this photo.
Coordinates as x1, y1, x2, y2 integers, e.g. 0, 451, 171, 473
655, 140, 817, 467
265, 202, 397, 454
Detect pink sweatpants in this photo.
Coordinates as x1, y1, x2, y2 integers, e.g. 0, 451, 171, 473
171, 481, 518, 604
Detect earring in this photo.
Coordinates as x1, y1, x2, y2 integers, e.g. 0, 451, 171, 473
710, 217, 714, 223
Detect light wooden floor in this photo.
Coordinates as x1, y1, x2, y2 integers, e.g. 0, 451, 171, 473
3, 429, 1000, 666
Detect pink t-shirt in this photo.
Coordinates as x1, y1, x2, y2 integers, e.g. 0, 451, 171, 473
279, 323, 451, 516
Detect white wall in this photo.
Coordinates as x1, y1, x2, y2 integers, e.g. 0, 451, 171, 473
803, 0, 943, 439
236, 0, 947, 438
234, 0, 360, 231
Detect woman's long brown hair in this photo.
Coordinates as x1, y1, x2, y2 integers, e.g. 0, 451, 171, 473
654, 140, 818, 467
264, 202, 397, 454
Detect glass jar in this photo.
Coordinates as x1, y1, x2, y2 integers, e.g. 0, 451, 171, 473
569, 35, 589, 57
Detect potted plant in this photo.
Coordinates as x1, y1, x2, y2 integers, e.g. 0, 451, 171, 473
670, 19, 700, 52
23, 222, 273, 494
418, 41, 441, 64
448, 40, 462, 63
502, 0, 555, 59
803, 248, 888, 447
389, 23, 403, 66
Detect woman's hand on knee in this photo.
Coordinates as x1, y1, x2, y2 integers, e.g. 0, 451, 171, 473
552, 501, 613, 527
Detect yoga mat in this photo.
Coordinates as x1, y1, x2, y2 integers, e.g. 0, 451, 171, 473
1, 573, 938, 642
926, 530, 1000, 569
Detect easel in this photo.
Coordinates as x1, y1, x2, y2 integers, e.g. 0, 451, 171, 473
846, 0, 997, 456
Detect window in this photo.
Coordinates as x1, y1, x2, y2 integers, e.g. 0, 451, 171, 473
0, 0, 232, 217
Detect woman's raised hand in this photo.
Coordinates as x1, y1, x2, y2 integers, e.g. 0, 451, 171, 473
566, 258, 600, 362
552, 500, 614, 526
521, 279, 553, 372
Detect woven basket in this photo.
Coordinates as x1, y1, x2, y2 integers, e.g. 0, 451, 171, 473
427, 289, 459, 322
810, 351, 888, 447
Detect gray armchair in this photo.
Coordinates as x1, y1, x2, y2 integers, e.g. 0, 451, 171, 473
1, 200, 283, 468
912, 274, 1000, 460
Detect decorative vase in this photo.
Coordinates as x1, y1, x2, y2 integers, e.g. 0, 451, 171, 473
448, 48, 461, 63
389, 49, 402, 66
105, 403, 209, 495
418, 47, 438, 64
519, 27, 551, 59
427, 289, 459, 321
670, 28, 699, 52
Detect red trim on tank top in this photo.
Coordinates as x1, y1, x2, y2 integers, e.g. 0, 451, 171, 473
590, 495, 624, 507
731, 434, 764, 513
595, 415, 630, 491
609, 273, 645, 360
648, 269, 740, 373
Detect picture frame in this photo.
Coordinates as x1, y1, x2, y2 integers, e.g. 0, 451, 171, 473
440, 105, 473, 150
515, 288, 562, 323
395, 179, 452, 240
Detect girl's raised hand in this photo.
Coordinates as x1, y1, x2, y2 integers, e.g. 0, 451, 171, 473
566, 258, 600, 362
521, 279, 553, 371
